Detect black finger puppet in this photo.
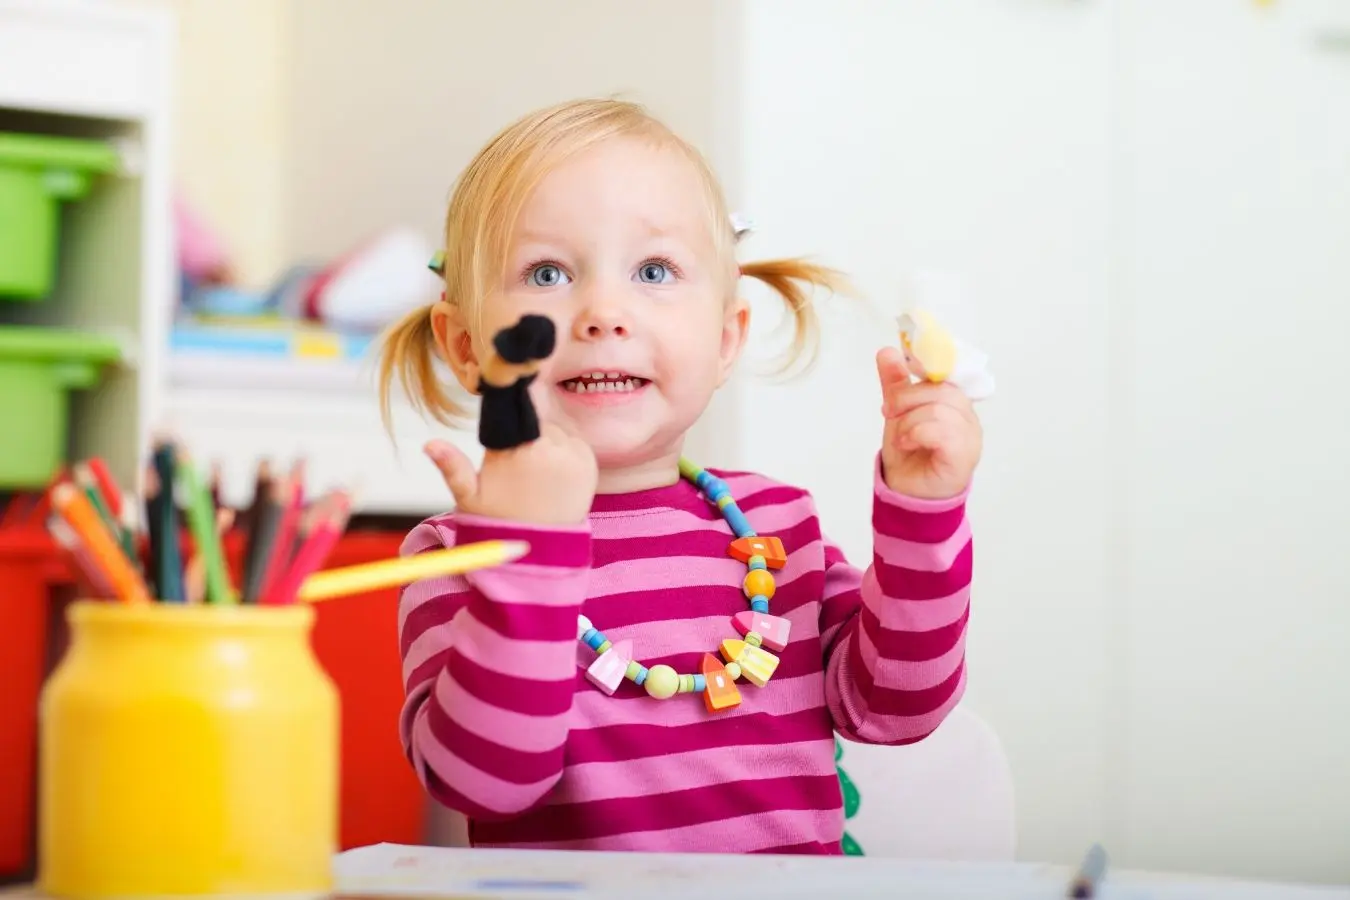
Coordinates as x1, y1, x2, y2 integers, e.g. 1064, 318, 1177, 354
477, 314, 557, 451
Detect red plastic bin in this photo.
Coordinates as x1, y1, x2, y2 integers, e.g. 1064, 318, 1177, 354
0, 526, 69, 878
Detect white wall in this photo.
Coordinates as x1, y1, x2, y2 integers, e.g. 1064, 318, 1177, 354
730, 0, 1350, 884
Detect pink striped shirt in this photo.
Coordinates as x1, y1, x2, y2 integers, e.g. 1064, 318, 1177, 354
397, 458, 971, 854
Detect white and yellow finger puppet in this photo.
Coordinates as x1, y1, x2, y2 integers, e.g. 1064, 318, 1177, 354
897, 308, 995, 401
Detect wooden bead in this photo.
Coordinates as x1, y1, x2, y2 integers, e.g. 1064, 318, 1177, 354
725, 662, 742, 681
743, 569, 776, 600
746, 632, 762, 648
595, 639, 612, 655
678, 674, 696, 694
750, 597, 770, 613
577, 615, 593, 638
721, 639, 779, 687
700, 654, 741, 712
733, 610, 792, 652
747, 555, 767, 570
729, 536, 787, 569
644, 664, 680, 700
624, 660, 643, 681
586, 640, 633, 696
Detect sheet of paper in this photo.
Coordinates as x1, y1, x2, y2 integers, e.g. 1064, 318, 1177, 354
332, 844, 1350, 900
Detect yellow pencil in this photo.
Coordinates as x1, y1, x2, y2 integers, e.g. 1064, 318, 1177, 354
296, 540, 530, 603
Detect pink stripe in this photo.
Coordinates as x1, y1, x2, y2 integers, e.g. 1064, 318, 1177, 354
861, 567, 970, 632
848, 641, 966, 718
449, 648, 577, 718
856, 614, 968, 690
399, 521, 444, 555
398, 575, 469, 639
431, 607, 577, 681
873, 539, 973, 602
852, 670, 967, 744
483, 806, 844, 853
409, 705, 558, 817
567, 671, 826, 733
858, 596, 970, 662
550, 738, 835, 805
426, 689, 564, 786
871, 455, 969, 513
433, 668, 570, 754
873, 517, 972, 572
590, 493, 818, 539
587, 539, 825, 600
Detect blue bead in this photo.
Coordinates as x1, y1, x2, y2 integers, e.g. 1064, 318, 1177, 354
721, 503, 755, 538
585, 632, 605, 650
748, 557, 767, 570
633, 665, 649, 686
692, 674, 707, 692
695, 470, 715, 489
751, 597, 770, 613
704, 478, 729, 501
582, 628, 598, 644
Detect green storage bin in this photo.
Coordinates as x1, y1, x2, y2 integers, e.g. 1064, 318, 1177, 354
0, 326, 122, 488
0, 132, 120, 301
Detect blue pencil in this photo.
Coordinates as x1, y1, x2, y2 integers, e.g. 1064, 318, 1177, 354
1068, 843, 1108, 899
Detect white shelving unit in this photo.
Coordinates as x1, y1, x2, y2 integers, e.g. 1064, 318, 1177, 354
0, 0, 173, 491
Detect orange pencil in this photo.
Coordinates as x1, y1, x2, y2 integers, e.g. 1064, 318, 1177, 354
50, 482, 151, 604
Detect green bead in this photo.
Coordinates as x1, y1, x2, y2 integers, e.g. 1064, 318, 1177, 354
842, 831, 865, 856
644, 664, 680, 700
839, 766, 861, 819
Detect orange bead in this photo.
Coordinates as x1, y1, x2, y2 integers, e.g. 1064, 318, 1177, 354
742, 569, 776, 600
729, 536, 787, 569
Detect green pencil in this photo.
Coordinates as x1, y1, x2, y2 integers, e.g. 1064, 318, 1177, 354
73, 463, 134, 562
177, 451, 236, 604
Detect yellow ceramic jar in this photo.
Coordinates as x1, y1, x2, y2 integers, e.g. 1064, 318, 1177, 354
38, 601, 339, 898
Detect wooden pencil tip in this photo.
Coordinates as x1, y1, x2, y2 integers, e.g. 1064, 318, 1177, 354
502, 540, 530, 562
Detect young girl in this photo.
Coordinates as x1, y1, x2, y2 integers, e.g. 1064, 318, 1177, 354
378, 98, 982, 855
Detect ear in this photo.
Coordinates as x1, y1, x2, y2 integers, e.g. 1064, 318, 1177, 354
430, 300, 481, 393
716, 298, 751, 387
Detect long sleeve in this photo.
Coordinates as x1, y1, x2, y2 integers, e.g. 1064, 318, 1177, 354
396, 513, 591, 820
819, 456, 972, 744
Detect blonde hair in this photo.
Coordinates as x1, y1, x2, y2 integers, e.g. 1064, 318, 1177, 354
377, 97, 847, 429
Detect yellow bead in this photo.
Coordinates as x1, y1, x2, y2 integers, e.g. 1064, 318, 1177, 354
644, 664, 680, 700
725, 662, 742, 681
743, 569, 775, 600
746, 632, 762, 648
678, 674, 696, 693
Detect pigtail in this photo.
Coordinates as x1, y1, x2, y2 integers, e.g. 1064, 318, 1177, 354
376, 304, 467, 433
740, 258, 851, 375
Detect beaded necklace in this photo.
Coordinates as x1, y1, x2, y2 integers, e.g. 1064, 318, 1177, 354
576, 459, 791, 713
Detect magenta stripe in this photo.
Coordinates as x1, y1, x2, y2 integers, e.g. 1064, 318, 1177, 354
446, 648, 576, 718
401, 590, 471, 656
425, 692, 564, 785
565, 707, 831, 764
873, 497, 966, 543
456, 515, 591, 567
750, 841, 843, 855
874, 517, 972, 571
859, 601, 969, 662
471, 773, 843, 844
591, 493, 819, 540
872, 539, 972, 601
478, 807, 843, 853
849, 641, 966, 717
590, 517, 820, 570
451, 608, 579, 681
435, 666, 570, 751
466, 590, 581, 641
414, 703, 557, 820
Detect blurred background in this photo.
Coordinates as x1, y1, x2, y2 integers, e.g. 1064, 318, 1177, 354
1, 0, 1348, 888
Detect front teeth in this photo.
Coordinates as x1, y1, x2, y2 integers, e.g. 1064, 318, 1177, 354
565, 378, 643, 393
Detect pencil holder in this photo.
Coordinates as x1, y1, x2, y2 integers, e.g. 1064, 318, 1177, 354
37, 601, 339, 898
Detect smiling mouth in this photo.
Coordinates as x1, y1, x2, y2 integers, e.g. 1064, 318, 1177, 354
558, 372, 651, 394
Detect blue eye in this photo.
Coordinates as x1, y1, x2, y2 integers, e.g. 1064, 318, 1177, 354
529, 264, 570, 287
635, 261, 675, 285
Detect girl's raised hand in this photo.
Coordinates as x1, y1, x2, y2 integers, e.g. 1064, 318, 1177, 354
876, 346, 982, 500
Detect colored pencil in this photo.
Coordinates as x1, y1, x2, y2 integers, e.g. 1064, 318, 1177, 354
241, 479, 284, 604
50, 483, 151, 605
85, 457, 123, 519
268, 491, 351, 606
1068, 843, 1108, 899
296, 540, 530, 603
257, 462, 305, 605
177, 451, 235, 605
47, 516, 116, 598
152, 442, 185, 602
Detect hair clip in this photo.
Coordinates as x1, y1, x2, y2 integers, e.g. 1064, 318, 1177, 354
427, 250, 445, 278
730, 213, 753, 243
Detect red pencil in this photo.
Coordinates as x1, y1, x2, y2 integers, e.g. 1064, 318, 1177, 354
268, 491, 352, 606
86, 458, 123, 519
256, 461, 306, 605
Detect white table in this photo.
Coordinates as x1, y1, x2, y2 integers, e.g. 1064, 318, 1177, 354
333, 843, 1350, 900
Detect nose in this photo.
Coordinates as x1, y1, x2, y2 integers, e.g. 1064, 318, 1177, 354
572, 292, 631, 341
